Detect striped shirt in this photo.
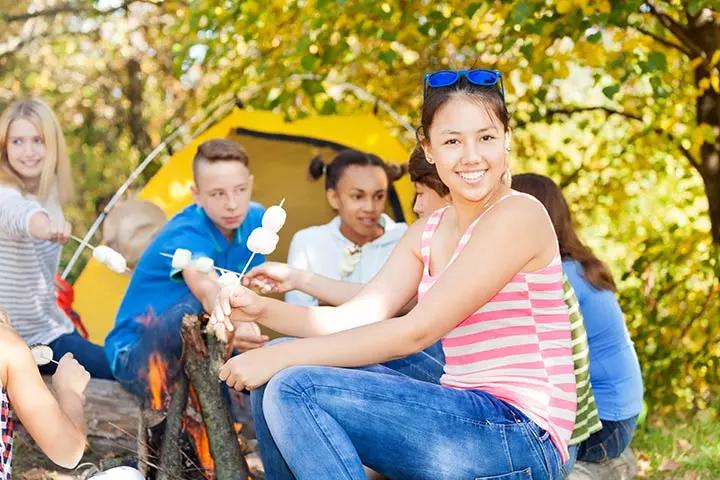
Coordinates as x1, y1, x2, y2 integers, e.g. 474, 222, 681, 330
0, 185, 73, 345
419, 195, 576, 461
564, 274, 603, 445
0, 376, 12, 480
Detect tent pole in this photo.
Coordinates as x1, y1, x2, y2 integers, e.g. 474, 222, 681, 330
61, 96, 238, 279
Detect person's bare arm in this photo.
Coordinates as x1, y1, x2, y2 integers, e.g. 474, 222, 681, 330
274, 197, 557, 367
218, 197, 560, 391
182, 265, 221, 313
3, 328, 88, 468
244, 263, 365, 306
216, 220, 429, 337
0, 188, 70, 243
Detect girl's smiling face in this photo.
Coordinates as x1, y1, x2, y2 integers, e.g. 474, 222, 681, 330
426, 96, 510, 204
6, 118, 46, 183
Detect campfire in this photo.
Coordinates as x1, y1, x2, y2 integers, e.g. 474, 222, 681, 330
140, 314, 254, 480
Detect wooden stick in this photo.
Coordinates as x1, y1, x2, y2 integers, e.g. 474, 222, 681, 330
238, 252, 257, 280
181, 314, 252, 480
159, 252, 237, 276
70, 234, 95, 250
157, 372, 189, 480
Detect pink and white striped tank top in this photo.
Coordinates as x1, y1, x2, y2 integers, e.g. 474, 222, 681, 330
418, 192, 576, 461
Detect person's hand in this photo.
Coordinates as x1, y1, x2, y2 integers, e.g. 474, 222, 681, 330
51, 353, 90, 397
242, 262, 301, 294
219, 347, 287, 391
209, 284, 267, 333
48, 218, 72, 245
231, 321, 269, 351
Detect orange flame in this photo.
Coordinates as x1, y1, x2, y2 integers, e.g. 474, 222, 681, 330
147, 353, 169, 410
185, 418, 215, 474
187, 386, 215, 474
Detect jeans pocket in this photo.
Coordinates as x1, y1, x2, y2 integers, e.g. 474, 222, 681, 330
475, 468, 533, 480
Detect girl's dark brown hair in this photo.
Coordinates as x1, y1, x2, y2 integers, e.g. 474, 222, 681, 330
512, 173, 617, 292
408, 145, 450, 198
309, 149, 407, 191
418, 75, 510, 145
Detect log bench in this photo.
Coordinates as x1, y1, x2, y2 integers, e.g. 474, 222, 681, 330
40, 376, 143, 453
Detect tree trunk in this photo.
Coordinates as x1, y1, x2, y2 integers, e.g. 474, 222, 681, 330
689, 12, 720, 245
181, 313, 253, 480
125, 57, 152, 156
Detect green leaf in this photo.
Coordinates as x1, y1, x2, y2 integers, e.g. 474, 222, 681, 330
686, 0, 702, 15
510, 2, 532, 24
519, 43, 534, 58
296, 36, 312, 53
320, 98, 337, 115
466, 3, 483, 18
586, 31, 602, 43
379, 50, 397, 65
380, 30, 397, 42
301, 79, 324, 96
301, 54, 318, 70
602, 84, 620, 99
647, 51, 668, 72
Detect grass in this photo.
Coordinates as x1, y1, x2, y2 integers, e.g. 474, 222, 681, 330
630, 411, 720, 479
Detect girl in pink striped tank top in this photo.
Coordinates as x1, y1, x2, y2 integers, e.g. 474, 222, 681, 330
212, 70, 575, 480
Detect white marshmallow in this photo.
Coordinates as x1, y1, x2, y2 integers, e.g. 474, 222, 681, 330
30, 344, 54, 366
105, 250, 128, 274
93, 245, 113, 264
262, 205, 287, 233
172, 248, 192, 270
195, 256, 215, 273
247, 227, 279, 255
218, 272, 240, 288
89, 466, 145, 480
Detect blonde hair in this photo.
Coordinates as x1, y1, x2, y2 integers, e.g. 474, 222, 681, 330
0, 98, 74, 204
0, 307, 10, 327
103, 200, 167, 269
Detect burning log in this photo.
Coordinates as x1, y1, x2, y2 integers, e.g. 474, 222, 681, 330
157, 372, 189, 480
181, 313, 253, 480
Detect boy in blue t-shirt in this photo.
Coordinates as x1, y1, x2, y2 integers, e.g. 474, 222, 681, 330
105, 139, 268, 398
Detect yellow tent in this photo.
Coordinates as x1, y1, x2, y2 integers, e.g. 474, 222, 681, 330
73, 108, 415, 343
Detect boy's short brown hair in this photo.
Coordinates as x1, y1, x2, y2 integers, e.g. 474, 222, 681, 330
408, 145, 450, 198
192, 139, 249, 179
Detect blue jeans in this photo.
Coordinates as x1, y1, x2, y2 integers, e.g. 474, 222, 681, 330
564, 415, 638, 473
39, 330, 114, 379
111, 294, 203, 399
251, 339, 563, 479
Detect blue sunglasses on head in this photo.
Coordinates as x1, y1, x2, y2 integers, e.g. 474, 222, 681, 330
423, 69, 505, 101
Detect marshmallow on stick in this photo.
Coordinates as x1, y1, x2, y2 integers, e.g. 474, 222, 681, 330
70, 235, 129, 274
30, 344, 57, 366
239, 198, 286, 279
161, 250, 236, 278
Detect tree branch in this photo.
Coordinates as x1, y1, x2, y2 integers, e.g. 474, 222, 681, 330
631, 25, 693, 57
546, 106, 643, 122
645, 1, 706, 58
542, 106, 702, 173
1, 0, 151, 23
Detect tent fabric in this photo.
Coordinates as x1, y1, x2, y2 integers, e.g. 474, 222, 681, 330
72, 108, 414, 343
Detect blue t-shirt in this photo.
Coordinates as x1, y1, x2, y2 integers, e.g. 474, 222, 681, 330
104, 202, 266, 372
563, 259, 644, 421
